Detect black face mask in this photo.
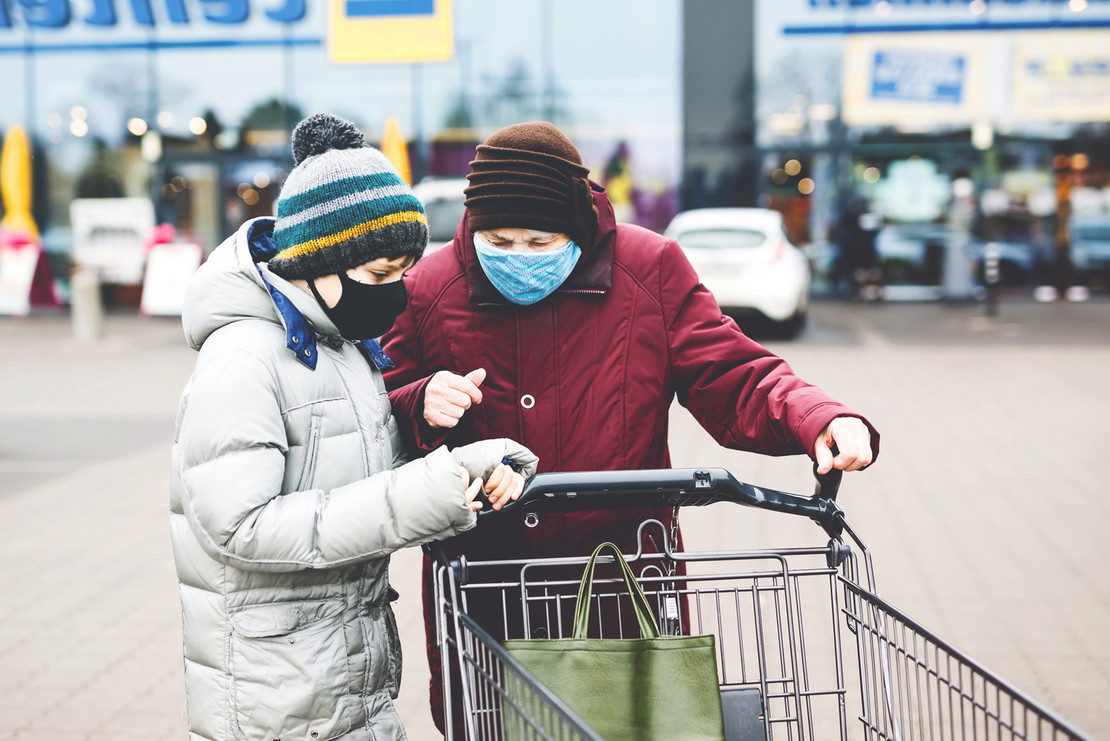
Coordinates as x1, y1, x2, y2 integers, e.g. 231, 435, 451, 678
309, 270, 408, 341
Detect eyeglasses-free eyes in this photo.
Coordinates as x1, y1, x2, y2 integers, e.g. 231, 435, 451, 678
476, 230, 570, 253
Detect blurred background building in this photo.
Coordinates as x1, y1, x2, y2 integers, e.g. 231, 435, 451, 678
1, 0, 1108, 305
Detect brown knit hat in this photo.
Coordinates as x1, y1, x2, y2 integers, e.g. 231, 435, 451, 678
464, 122, 598, 245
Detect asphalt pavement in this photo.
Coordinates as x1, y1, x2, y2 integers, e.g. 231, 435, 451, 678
1, 294, 1108, 739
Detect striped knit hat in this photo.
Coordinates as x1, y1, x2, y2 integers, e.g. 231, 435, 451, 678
268, 113, 428, 280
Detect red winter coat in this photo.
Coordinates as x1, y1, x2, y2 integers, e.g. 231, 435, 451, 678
383, 185, 879, 731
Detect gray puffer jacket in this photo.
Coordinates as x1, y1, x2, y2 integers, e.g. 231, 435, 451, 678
170, 218, 536, 741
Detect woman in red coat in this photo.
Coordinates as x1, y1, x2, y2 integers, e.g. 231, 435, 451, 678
382, 121, 878, 734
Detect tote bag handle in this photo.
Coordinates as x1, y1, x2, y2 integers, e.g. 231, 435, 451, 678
572, 542, 659, 640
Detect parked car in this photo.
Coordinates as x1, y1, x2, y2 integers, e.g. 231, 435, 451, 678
1069, 213, 1110, 285
663, 208, 810, 338
412, 176, 468, 246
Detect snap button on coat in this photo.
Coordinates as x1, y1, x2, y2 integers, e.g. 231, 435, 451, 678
520, 394, 535, 409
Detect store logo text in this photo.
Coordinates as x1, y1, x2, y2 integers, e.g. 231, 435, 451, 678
0, 0, 306, 29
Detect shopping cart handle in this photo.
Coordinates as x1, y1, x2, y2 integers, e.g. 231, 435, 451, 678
813, 464, 843, 502
482, 468, 846, 539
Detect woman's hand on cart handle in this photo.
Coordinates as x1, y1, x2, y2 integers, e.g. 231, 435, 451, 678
814, 416, 873, 474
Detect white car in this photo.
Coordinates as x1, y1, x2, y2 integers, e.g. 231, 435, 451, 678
663, 208, 810, 337
412, 177, 469, 246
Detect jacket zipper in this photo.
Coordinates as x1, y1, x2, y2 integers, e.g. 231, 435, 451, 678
297, 416, 322, 492
474, 288, 608, 308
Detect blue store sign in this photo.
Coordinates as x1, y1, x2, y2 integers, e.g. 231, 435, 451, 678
871, 50, 965, 103
0, 0, 306, 29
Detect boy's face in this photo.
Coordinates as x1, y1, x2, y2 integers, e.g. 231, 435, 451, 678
346, 255, 414, 285
308, 255, 414, 309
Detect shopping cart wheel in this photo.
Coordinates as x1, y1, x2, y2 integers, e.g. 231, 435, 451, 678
720, 687, 766, 741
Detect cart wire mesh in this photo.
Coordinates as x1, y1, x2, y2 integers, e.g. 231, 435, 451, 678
843, 578, 1087, 741
439, 558, 604, 741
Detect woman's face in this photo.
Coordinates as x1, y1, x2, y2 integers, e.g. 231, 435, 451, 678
475, 228, 570, 254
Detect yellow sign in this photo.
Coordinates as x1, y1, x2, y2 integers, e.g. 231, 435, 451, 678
328, 0, 453, 64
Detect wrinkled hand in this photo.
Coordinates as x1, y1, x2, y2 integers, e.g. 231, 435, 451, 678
424, 369, 485, 428
814, 417, 873, 474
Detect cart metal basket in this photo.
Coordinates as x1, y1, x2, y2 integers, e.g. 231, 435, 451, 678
429, 467, 1092, 741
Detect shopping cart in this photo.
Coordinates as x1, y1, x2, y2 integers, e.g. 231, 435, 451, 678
428, 467, 1092, 741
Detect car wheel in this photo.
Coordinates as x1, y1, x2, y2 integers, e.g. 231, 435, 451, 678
776, 308, 807, 340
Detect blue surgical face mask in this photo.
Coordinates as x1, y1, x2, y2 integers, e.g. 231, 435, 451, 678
473, 234, 582, 306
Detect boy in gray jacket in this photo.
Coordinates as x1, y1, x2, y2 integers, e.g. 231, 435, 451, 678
170, 113, 537, 741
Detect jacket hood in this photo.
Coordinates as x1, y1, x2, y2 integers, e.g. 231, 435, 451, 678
182, 217, 338, 368
453, 180, 617, 305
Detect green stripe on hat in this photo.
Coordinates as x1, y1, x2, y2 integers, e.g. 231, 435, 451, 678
277, 172, 410, 218
274, 195, 426, 250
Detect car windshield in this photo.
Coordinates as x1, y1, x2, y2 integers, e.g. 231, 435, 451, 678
1075, 224, 1110, 242
675, 228, 768, 250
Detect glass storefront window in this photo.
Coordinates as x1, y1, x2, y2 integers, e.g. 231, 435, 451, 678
1, 0, 682, 300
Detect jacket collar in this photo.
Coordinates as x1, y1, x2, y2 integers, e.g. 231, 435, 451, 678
455, 181, 617, 307
245, 219, 393, 371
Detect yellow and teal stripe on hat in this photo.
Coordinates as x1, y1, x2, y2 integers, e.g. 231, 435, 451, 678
272, 209, 427, 263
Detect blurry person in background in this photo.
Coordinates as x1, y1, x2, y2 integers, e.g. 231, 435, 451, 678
169, 113, 537, 741
602, 139, 636, 223
382, 120, 880, 735
835, 196, 883, 301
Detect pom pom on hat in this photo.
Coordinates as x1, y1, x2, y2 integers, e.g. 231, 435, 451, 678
269, 113, 428, 281
291, 113, 367, 166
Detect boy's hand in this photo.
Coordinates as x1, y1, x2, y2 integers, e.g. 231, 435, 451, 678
460, 467, 484, 511
483, 463, 526, 511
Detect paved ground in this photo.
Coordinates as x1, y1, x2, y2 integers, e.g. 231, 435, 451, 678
1, 294, 1108, 739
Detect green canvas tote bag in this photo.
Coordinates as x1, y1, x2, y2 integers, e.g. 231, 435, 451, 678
502, 542, 725, 741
